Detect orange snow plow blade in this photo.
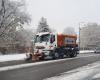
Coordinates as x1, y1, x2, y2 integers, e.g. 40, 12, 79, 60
32, 53, 43, 61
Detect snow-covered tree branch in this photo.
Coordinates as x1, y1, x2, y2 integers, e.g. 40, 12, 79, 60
0, 0, 31, 41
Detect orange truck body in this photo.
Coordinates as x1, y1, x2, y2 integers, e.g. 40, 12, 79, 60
57, 34, 77, 47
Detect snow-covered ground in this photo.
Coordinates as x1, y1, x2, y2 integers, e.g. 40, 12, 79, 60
79, 50, 94, 53
0, 53, 26, 62
44, 61, 100, 80
0, 50, 94, 62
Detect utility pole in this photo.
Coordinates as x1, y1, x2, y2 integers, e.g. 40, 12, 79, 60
79, 23, 81, 50
79, 22, 86, 50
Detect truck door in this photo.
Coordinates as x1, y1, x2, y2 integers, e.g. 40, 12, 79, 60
50, 34, 56, 49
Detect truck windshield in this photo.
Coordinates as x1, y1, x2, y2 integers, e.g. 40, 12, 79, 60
35, 34, 50, 43
35, 35, 40, 43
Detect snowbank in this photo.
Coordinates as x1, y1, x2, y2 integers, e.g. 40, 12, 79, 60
0, 53, 27, 62
80, 50, 94, 53
44, 61, 100, 80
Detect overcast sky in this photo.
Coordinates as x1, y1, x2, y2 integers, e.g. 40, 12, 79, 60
25, 0, 100, 33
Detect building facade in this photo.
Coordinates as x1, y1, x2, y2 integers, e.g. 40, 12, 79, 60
80, 23, 100, 50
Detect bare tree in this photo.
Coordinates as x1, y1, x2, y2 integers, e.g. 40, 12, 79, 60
15, 29, 34, 47
0, 0, 30, 42
0, 0, 31, 54
80, 23, 100, 49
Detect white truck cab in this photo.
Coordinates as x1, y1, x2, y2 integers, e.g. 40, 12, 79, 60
34, 32, 57, 56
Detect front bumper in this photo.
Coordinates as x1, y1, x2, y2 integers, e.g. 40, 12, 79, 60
34, 49, 51, 56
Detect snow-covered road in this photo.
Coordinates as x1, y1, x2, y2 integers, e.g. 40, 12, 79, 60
0, 50, 94, 62
44, 61, 100, 80
0, 53, 100, 80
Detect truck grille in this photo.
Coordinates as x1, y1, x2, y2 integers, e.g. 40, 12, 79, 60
36, 46, 45, 49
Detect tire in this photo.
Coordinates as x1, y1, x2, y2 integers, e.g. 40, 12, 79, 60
69, 52, 77, 58
54, 52, 59, 59
73, 52, 77, 57
65, 53, 70, 58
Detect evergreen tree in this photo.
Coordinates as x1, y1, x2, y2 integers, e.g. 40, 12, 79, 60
37, 17, 51, 33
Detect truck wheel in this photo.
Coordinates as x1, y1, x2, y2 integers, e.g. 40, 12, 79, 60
65, 53, 70, 58
70, 52, 77, 57
54, 52, 59, 59
74, 52, 77, 57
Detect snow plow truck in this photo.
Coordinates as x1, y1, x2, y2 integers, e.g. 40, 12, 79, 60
26, 32, 79, 61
